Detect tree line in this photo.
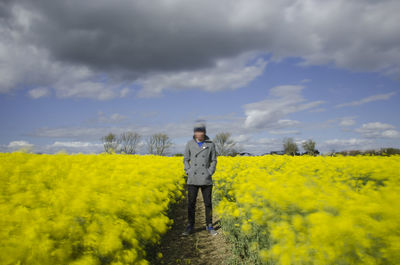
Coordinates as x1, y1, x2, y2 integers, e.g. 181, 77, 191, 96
101, 132, 399, 156
100, 131, 244, 156
101, 132, 172, 155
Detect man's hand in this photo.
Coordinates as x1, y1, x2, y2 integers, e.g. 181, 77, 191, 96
183, 142, 191, 174
208, 142, 217, 175
185, 167, 191, 175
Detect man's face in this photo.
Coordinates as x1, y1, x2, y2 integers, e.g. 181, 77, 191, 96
194, 131, 205, 141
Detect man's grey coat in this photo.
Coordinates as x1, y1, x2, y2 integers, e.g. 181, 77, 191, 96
183, 134, 217, 185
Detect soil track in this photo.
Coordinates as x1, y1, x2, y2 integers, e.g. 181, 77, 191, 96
147, 184, 234, 265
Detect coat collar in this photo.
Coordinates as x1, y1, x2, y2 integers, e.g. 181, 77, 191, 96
191, 134, 211, 155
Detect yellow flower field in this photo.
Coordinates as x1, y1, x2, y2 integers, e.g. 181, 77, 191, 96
0, 152, 185, 265
212, 155, 400, 265
1, 152, 399, 264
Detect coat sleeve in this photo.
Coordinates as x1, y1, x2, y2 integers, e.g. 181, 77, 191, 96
208, 142, 217, 175
183, 142, 191, 174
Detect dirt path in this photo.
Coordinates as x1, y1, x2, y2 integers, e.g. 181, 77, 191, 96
147, 184, 234, 265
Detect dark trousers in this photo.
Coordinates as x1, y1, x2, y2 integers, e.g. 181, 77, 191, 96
187, 184, 213, 226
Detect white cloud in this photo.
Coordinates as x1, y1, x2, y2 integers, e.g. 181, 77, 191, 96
235, 137, 283, 154
231, 134, 251, 143
243, 85, 325, 129
335, 92, 397, 108
27, 121, 201, 140
268, 129, 301, 135
324, 138, 372, 146
6, 140, 35, 152
37, 141, 105, 154
3, 140, 106, 154
381, 130, 400, 138
322, 138, 376, 151
339, 116, 357, 127
97, 111, 128, 123
8, 140, 34, 148
135, 51, 267, 97
28, 127, 107, 139
300, 79, 312, 83
306, 116, 358, 131
358, 122, 395, 131
276, 119, 301, 127
51, 141, 103, 148
339, 119, 355, 127
308, 108, 326, 113
27, 87, 51, 99
55, 81, 122, 101
355, 122, 400, 139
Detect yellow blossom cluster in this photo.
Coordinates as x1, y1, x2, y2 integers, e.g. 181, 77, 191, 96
213, 154, 400, 265
0, 152, 185, 265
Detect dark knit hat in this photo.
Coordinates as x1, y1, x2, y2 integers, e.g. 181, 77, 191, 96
193, 122, 206, 133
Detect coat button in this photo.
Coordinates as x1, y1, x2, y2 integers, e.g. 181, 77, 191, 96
194, 172, 197, 174
202, 155, 205, 157
202, 172, 204, 175
202, 164, 204, 166
195, 164, 197, 166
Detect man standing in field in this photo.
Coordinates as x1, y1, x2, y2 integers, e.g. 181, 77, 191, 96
182, 122, 218, 236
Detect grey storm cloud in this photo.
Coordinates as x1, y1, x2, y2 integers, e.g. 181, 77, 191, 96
10, 0, 270, 74
1, 0, 400, 98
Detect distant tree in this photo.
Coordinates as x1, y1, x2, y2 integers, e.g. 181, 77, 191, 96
364, 149, 380, 156
381, 147, 400, 155
119, 131, 141, 154
283, 137, 298, 156
349, 150, 362, 156
146, 133, 173, 156
329, 149, 336, 156
214, 132, 240, 156
101, 132, 120, 154
335, 147, 400, 156
302, 139, 318, 156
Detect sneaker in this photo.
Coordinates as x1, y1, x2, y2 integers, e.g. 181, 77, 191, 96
206, 223, 218, 236
182, 224, 194, 236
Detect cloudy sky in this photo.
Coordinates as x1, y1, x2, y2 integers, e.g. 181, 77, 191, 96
1, 0, 399, 154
